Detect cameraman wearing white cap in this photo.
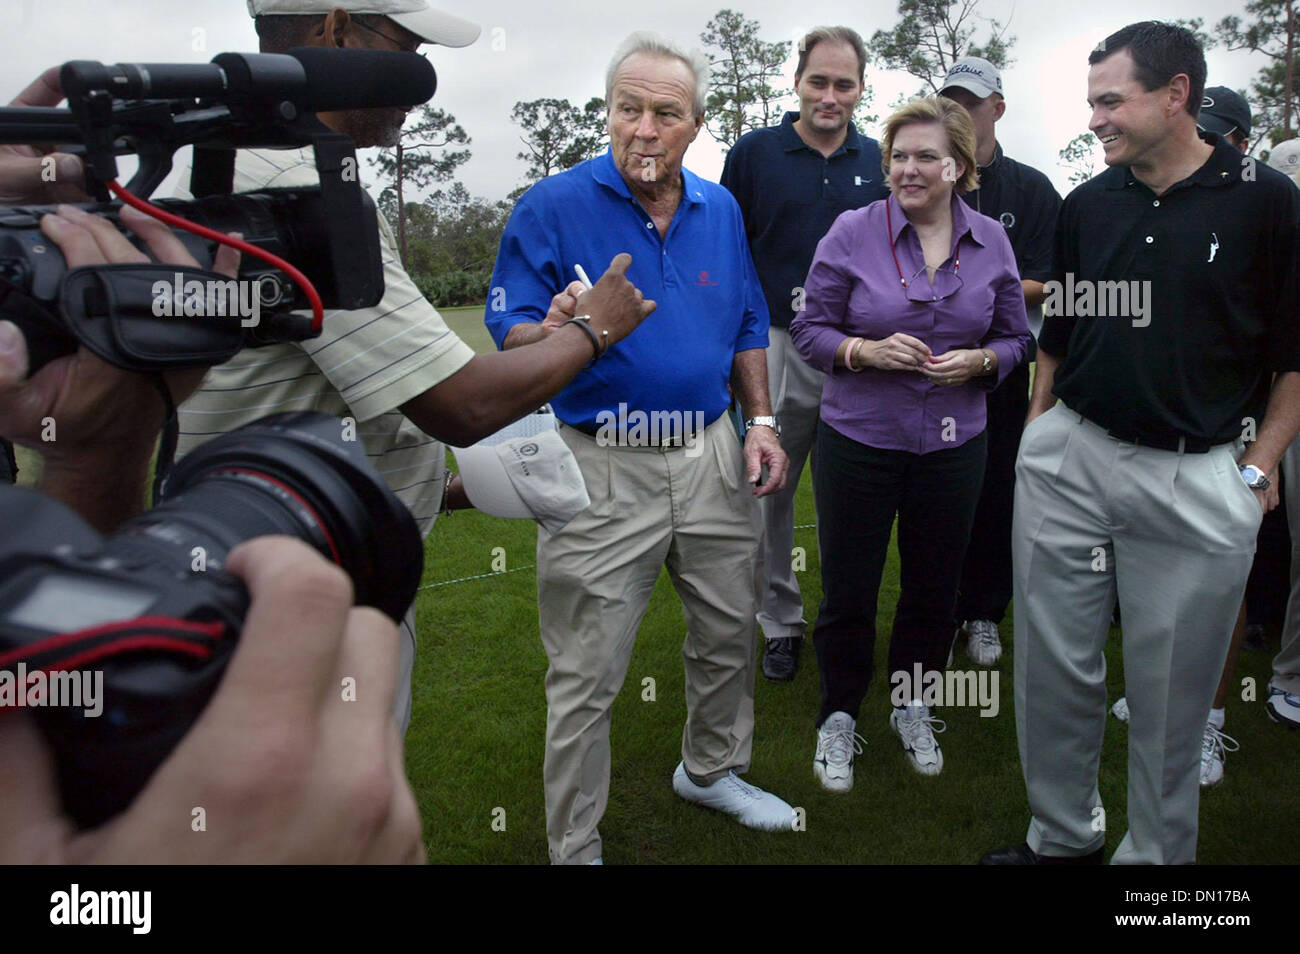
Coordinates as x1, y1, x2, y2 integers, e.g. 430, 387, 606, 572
174, 2, 656, 734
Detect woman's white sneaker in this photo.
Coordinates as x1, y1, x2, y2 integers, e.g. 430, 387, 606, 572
814, 711, 866, 793
889, 702, 946, 776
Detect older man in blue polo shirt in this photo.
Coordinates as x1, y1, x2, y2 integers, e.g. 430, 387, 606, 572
722, 26, 888, 684
487, 31, 794, 866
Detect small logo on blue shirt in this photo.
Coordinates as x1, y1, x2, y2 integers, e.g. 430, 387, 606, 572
855, 176, 873, 186
695, 270, 719, 286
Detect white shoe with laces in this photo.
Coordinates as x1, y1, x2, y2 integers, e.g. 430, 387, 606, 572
963, 619, 1002, 666
672, 762, 794, 831
1200, 721, 1239, 788
1111, 697, 1129, 723
814, 711, 866, 793
889, 702, 946, 776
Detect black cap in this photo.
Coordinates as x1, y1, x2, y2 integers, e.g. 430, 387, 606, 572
1199, 87, 1251, 139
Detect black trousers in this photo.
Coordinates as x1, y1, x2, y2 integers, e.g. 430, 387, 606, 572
954, 359, 1030, 624
1246, 473, 1290, 629
811, 421, 987, 727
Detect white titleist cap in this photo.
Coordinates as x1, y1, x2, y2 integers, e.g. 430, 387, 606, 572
1268, 138, 1300, 174
246, 0, 481, 47
451, 408, 590, 533
939, 56, 1003, 99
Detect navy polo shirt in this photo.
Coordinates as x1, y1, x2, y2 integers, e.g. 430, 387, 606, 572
485, 150, 769, 430
722, 111, 887, 329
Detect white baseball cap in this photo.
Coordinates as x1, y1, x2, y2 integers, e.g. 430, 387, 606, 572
1268, 138, 1300, 174
450, 408, 590, 533
939, 56, 1003, 99
246, 0, 481, 47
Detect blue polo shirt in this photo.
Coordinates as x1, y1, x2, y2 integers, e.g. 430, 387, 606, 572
486, 149, 769, 430
722, 111, 887, 329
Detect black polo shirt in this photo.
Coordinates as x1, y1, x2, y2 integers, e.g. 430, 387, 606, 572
962, 142, 1061, 283
721, 111, 887, 329
962, 142, 1061, 359
1040, 132, 1300, 446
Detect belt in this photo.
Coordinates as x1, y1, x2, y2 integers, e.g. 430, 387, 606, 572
563, 412, 719, 448
1102, 424, 1214, 454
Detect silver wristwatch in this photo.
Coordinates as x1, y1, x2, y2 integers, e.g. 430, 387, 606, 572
745, 415, 781, 437
1239, 464, 1271, 491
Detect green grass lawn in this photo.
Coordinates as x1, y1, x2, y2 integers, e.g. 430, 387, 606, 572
14, 308, 1295, 864
403, 307, 1300, 865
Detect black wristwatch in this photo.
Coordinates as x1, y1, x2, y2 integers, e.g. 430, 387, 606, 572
745, 415, 781, 437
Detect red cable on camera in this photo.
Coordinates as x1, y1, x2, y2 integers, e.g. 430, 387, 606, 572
106, 180, 325, 333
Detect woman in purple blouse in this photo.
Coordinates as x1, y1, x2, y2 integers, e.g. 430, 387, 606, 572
790, 96, 1029, 791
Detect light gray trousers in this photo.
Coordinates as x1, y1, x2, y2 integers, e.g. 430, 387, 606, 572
1012, 405, 1260, 864
757, 327, 823, 640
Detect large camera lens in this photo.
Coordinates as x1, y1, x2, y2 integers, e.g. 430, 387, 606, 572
146, 410, 422, 622
1, 411, 423, 827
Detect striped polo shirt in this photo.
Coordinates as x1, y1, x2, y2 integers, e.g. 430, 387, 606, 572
174, 148, 475, 534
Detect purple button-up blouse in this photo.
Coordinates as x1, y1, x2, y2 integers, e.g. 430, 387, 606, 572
790, 192, 1030, 453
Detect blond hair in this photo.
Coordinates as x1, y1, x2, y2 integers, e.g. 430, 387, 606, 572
881, 96, 979, 194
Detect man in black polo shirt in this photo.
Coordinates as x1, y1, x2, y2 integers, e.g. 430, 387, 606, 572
721, 25, 887, 686
983, 21, 1300, 865
939, 57, 1061, 668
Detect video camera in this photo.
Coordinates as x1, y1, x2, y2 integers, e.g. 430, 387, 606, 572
0, 48, 436, 374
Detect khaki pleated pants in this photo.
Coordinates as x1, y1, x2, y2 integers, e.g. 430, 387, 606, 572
537, 414, 760, 865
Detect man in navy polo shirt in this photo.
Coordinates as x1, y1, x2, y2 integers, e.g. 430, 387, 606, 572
722, 26, 888, 684
939, 57, 1062, 668
487, 31, 794, 866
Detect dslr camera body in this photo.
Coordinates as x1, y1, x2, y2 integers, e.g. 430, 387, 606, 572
0, 412, 424, 828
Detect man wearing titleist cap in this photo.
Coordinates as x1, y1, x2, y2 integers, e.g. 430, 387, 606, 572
488, 31, 795, 865
939, 56, 1061, 670
175, 2, 655, 734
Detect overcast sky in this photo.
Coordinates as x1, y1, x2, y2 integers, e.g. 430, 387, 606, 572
0, 0, 1271, 203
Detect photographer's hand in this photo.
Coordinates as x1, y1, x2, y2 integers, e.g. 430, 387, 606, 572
0, 204, 240, 530
0, 68, 89, 205
0, 537, 425, 864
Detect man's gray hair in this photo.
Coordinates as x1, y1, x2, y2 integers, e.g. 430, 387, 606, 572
605, 32, 711, 118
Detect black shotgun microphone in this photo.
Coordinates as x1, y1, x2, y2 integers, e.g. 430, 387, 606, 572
286, 47, 437, 110
60, 49, 436, 114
